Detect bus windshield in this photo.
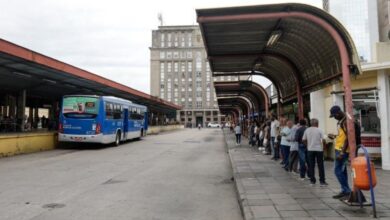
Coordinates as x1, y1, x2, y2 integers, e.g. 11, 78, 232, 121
62, 96, 99, 118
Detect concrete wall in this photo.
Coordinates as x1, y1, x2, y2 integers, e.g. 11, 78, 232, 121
147, 125, 184, 135
0, 132, 57, 157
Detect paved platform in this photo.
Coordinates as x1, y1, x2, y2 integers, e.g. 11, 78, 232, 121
223, 130, 390, 219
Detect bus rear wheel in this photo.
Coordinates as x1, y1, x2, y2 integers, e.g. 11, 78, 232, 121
114, 132, 121, 146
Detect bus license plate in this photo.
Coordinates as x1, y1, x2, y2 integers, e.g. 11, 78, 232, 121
74, 137, 83, 141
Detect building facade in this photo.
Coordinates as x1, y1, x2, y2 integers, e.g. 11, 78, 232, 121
378, 0, 390, 42
150, 25, 238, 127
324, 0, 379, 63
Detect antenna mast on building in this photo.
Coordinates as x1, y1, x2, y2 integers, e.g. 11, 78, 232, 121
158, 13, 163, 26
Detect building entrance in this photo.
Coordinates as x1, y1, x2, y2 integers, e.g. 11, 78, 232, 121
196, 117, 203, 127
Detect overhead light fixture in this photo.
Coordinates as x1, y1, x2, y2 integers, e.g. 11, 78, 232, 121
266, 30, 282, 47
42, 78, 57, 84
13, 71, 32, 78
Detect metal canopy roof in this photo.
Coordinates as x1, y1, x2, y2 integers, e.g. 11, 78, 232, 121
214, 81, 269, 115
0, 39, 181, 113
217, 97, 249, 115
197, 3, 361, 100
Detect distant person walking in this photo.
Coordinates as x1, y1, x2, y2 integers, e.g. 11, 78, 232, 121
234, 123, 242, 145
303, 118, 328, 186
198, 123, 201, 130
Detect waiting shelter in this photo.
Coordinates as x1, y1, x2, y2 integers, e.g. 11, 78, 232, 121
196, 3, 362, 157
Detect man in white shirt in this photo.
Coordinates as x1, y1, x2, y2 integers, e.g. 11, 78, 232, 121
303, 118, 328, 186
270, 114, 280, 160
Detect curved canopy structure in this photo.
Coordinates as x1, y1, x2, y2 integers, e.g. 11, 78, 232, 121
214, 81, 269, 117
197, 3, 361, 157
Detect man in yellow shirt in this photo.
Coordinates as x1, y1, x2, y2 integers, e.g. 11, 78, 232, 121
328, 105, 352, 199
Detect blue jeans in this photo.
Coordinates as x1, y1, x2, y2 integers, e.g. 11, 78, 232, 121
298, 144, 307, 178
281, 144, 290, 167
334, 150, 351, 193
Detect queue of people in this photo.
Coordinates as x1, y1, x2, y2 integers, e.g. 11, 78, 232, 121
228, 105, 361, 200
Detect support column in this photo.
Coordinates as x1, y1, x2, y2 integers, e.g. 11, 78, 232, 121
378, 70, 390, 170
17, 90, 26, 131
310, 89, 326, 131
277, 94, 283, 118
297, 86, 304, 120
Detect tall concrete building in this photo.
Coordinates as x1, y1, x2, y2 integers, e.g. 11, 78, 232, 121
150, 25, 238, 127
378, 0, 390, 42
323, 0, 379, 62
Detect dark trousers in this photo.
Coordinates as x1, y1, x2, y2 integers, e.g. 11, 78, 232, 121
307, 151, 325, 184
281, 144, 290, 167
235, 134, 241, 144
298, 144, 308, 178
288, 150, 299, 172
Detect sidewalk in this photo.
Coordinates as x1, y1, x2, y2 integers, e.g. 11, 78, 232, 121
223, 130, 390, 219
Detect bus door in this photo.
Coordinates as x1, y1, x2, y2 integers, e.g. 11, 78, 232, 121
123, 108, 129, 140
144, 112, 148, 131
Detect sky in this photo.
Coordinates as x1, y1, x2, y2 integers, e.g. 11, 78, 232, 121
0, 0, 321, 94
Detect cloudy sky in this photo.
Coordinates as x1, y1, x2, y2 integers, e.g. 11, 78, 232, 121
0, 0, 321, 94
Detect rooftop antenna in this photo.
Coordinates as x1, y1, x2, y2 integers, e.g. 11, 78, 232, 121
158, 13, 163, 26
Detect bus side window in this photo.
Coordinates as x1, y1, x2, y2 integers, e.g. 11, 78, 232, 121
113, 104, 122, 120
105, 102, 114, 119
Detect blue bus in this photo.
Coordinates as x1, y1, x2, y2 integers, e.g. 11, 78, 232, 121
58, 95, 148, 146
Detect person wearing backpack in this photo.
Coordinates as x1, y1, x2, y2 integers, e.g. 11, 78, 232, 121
328, 105, 361, 200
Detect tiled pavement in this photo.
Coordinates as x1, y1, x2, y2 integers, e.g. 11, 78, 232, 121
223, 130, 390, 219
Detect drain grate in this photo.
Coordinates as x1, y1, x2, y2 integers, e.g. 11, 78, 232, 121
42, 203, 66, 209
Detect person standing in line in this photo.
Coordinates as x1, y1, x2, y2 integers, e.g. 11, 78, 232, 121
270, 114, 280, 160
249, 121, 256, 146
277, 117, 286, 163
234, 123, 242, 145
295, 119, 308, 180
288, 120, 299, 173
328, 105, 361, 199
255, 121, 261, 147
280, 120, 293, 170
262, 121, 271, 155
303, 118, 328, 186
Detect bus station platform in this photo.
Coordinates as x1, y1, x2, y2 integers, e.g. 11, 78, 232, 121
223, 130, 390, 219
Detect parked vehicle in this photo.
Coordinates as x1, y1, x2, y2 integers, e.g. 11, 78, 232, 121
207, 122, 221, 128
58, 95, 148, 146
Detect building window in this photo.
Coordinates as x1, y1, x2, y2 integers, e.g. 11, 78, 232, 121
160, 62, 165, 75
167, 62, 172, 72
173, 51, 179, 59
196, 81, 202, 88
181, 62, 185, 72
167, 33, 172, 47
188, 33, 192, 47
196, 91, 202, 97
188, 61, 192, 72
196, 101, 202, 108
167, 52, 172, 59
181, 35, 185, 47
174, 33, 178, 47
174, 62, 178, 72
187, 51, 192, 59
160, 52, 165, 59
180, 51, 186, 59
160, 33, 165, 47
